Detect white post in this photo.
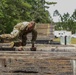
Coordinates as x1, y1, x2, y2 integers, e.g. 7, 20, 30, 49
72, 60, 76, 75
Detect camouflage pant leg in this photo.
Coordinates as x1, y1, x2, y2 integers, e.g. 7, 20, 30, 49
31, 29, 37, 42
21, 30, 30, 46
21, 35, 27, 46
21, 29, 37, 46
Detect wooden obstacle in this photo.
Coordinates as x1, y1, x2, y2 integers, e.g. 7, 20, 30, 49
0, 23, 76, 75
0, 44, 76, 75
27, 23, 54, 41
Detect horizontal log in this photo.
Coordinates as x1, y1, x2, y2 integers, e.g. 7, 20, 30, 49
1, 73, 40, 75
0, 59, 73, 75
0, 51, 76, 59
0, 48, 15, 51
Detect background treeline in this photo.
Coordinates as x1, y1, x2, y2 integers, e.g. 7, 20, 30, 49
0, 0, 56, 34
0, 0, 76, 34
53, 10, 76, 33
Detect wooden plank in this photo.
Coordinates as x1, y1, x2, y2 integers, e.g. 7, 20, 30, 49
35, 23, 51, 29
0, 59, 73, 75
1, 73, 40, 75
35, 23, 54, 41
0, 47, 74, 75
0, 51, 76, 59
0, 48, 15, 51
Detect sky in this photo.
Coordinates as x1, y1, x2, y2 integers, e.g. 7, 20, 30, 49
45, 0, 76, 22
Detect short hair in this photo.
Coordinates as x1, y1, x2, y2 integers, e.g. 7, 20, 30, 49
30, 21, 35, 26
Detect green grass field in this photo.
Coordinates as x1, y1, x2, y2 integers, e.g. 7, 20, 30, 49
71, 38, 76, 44
54, 38, 76, 44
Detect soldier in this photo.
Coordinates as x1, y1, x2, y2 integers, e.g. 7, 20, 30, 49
0, 21, 37, 47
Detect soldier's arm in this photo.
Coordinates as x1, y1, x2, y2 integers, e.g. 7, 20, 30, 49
10, 30, 19, 39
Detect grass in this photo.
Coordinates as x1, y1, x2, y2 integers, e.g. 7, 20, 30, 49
54, 38, 76, 44
71, 38, 76, 44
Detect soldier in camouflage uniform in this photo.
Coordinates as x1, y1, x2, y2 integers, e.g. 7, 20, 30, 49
0, 21, 37, 46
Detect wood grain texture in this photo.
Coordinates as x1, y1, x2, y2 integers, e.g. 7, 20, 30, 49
0, 44, 76, 75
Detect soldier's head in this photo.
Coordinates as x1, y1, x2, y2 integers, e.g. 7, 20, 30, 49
28, 21, 35, 28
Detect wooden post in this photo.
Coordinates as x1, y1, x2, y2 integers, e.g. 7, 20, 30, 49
72, 60, 76, 75
47, 24, 50, 36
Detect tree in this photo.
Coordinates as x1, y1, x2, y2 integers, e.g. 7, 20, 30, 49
26, 0, 57, 23
0, 0, 56, 34
53, 9, 76, 33
72, 9, 76, 21
0, 0, 32, 34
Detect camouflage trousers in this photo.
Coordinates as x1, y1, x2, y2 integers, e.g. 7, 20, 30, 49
21, 29, 37, 46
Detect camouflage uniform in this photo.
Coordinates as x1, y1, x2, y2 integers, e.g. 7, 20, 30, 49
0, 21, 37, 46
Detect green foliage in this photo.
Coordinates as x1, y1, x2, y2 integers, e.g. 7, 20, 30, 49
0, 0, 32, 34
54, 10, 76, 33
72, 9, 76, 20
45, 2, 57, 5
27, 0, 53, 23
0, 0, 55, 34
